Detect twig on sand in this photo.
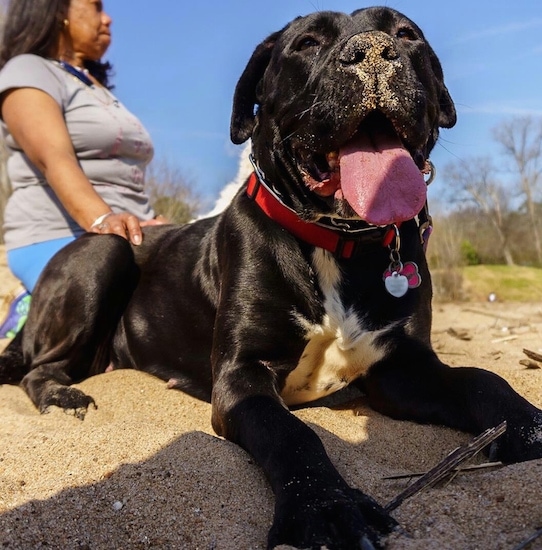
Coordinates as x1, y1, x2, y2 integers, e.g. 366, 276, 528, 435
523, 348, 542, 363
447, 327, 472, 341
491, 335, 519, 344
384, 421, 507, 512
383, 461, 503, 481
511, 527, 542, 550
520, 359, 541, 370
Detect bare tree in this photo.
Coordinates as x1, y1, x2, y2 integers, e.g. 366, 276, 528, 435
493, 116, 542, 264
426, 209, 465, 301
145, 159, 201, 224
444, 156, 515, 265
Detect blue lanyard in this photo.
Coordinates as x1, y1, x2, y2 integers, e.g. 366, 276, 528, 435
57, 60, 94, 87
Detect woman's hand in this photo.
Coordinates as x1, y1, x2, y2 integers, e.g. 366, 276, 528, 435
90, 212, 168, 245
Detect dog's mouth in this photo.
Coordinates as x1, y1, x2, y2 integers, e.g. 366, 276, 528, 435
296, 113, 428, 226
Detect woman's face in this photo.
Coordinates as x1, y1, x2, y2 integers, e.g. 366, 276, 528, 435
65, 0, 112, 61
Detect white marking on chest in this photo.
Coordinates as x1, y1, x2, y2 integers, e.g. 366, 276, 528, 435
282, 249, 389, 405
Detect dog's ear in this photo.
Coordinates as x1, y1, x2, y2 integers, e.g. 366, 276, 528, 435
230, 29, 284, 144
428, 46, 457, 129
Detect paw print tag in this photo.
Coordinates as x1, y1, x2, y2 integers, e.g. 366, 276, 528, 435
400, 261, 422, 289
383, 262, 422, 298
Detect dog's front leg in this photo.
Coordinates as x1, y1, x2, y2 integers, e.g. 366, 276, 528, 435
212, 382, 397, 549
363, 336, 542, 464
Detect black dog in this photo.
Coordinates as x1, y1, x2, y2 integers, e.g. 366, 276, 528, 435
1, 7, 541, 549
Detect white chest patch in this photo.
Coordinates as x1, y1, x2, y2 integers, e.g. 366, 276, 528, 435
281, 249, 389, 406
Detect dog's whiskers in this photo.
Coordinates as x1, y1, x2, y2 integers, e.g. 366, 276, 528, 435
296, 99, 323, 120
279, 99, 323, 145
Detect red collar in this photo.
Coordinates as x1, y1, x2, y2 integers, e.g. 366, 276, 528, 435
246, 172, 396, 259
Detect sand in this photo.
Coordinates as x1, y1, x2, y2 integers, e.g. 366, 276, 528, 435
1, 245, 541, 549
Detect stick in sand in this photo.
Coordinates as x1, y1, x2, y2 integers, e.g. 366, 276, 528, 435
383, 461, 503, 481
511, 527, 542, 550
385, 421, 507, 512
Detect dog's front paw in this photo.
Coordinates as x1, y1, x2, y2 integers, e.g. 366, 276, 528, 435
268, 486, 397, 550
490, 412, 542, 463
38, 385, 96, 420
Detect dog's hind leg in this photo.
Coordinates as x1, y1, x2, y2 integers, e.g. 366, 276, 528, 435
20, 234, 139, 418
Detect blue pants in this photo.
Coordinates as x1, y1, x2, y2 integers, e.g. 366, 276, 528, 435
6, 237, 76, 292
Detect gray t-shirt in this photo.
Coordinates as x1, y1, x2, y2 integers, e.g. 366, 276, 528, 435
0, 54, 156, 250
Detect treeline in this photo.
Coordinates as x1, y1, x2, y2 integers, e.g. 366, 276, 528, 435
428, 204, 542, 268
428, 116, 542, 269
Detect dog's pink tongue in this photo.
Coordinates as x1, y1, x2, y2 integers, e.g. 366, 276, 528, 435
339, 131, 427, 226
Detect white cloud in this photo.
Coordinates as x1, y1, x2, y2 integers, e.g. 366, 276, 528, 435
453, 18, 542, 44
457, 102, 542, 117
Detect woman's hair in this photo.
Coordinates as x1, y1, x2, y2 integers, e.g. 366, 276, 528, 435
0, 0, 113, 88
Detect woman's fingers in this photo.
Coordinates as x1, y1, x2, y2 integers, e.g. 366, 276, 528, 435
89, 213, 144, 245
123, 215, 143, 245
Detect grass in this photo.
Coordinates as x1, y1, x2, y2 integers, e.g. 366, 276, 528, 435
461, 265, 542, 301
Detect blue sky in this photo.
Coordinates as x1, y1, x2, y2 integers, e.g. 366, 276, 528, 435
105, 0, 542, 207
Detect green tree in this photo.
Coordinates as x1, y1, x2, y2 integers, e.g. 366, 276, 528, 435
460, 240, 481, 265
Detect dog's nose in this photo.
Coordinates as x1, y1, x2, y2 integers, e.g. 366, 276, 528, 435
339, 31, 399, 65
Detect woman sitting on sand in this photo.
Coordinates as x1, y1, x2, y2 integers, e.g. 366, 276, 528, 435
0, 0, 166, 337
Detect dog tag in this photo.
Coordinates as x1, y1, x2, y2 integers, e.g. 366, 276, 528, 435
384, 271, 409, 298
383, 261, 421, 298
383, 225, 421, 298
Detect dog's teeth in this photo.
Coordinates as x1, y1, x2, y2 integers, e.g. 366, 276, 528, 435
326, 152, 339, 170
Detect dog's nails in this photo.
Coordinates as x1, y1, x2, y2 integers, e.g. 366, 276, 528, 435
488, 441, 500, 462
392, 524, 411, 539
62, 407, 91, 421
360, 535, 376, 550
73, 407, 87, 421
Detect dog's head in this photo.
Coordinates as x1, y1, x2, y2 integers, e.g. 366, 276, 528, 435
231, 7, 456, 225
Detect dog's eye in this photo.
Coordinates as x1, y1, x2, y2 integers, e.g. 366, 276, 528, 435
396, 27, 418, 41
295, 36, 321, 52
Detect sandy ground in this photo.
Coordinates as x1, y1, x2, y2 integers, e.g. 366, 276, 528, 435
1, 245, 542, 550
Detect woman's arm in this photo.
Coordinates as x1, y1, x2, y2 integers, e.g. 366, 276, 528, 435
1, 87, 151, 245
